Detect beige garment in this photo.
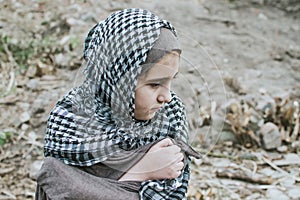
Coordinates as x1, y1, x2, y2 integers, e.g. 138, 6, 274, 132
35, 138, 200, 200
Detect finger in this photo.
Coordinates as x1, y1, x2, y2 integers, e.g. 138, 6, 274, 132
176, 161, 184, 170
174, 168, 183, 178
166, 145, 181, 153
157, 138, 174, 147
175, 152, 184, 161
171, 161, 184, 170
169, 152, 184, 165
175, 170, 181, 178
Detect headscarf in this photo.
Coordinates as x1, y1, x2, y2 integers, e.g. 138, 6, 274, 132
44, 8, 193, 199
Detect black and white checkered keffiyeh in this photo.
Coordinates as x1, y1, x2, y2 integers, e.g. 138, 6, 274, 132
44, 8, 191, 199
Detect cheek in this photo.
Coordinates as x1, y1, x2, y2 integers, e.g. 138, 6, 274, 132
135, 88, 155, 109
134, 89, 144, 110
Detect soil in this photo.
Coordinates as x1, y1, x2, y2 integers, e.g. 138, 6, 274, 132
0, 0, 299, 199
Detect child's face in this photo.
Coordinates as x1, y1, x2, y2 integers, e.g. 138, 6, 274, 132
134, 51, 179, 120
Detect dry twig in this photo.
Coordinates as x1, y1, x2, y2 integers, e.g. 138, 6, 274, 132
255, 153, 300, 182
216, 168, 273, 185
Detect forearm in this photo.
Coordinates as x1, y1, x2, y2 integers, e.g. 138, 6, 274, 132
119, 170, 150, 182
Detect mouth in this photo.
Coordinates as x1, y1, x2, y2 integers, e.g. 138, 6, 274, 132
150, 107, 162, 113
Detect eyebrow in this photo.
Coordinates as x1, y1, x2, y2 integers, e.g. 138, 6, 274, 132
146, 72, 178, 83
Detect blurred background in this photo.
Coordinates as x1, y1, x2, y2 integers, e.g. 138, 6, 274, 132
0, 0, 299, 199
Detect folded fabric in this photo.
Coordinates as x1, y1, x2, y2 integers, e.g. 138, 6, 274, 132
36, 138, 200, 200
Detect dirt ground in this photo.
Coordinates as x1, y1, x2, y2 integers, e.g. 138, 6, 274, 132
0, 0, 299, 199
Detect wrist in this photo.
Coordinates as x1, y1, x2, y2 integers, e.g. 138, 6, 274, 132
118, 171, 150, 182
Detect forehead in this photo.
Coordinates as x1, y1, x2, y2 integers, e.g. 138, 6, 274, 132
142, 51, 180, 79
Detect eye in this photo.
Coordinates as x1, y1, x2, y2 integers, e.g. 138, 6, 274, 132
149, 83, 160, 88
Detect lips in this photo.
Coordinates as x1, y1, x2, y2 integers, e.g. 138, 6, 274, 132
150, 107, 162, 113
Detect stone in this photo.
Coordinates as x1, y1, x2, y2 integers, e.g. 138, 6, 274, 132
279, 177, 296, 187
19, 112, 31, 123
287, 186, 300, 199
20, 123, 29, 131
29, 160, 43, 180
277, 145, 288, 153
55, 53, 69, 67
266, 188, 289, 200
220, 131, 238, 143
286, 45, 300, 59
258, 13, 268, 20
25, 65, 38, 78
259, 122, 281, 150
37, 60, 55, 75
273, 153, 300, 166
291, 141, 300, 152
258, 87, 267, 94
26, 79, 39, 90
245, 193, 262, 200
260, 167, 276, 177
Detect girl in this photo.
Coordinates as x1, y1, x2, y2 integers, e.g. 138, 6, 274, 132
36, 8, 200, 200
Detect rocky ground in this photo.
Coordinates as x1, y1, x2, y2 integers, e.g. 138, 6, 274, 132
0, 0, 299, 199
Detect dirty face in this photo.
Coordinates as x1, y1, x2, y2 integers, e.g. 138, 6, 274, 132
134, 51, 179, 120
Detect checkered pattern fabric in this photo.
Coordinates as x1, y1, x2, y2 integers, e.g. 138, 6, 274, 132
44, 8, 190, 199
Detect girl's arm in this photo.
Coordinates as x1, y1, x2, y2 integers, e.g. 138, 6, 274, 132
118, 138, 184, 182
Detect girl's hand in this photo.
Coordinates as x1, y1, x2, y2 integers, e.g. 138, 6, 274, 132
118, 138, 184, 181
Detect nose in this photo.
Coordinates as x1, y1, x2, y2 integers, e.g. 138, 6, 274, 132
157, 86, 172, 104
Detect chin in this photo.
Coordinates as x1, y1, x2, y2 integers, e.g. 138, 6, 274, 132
146, 113, 156, 120
134, 112, 155, 121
